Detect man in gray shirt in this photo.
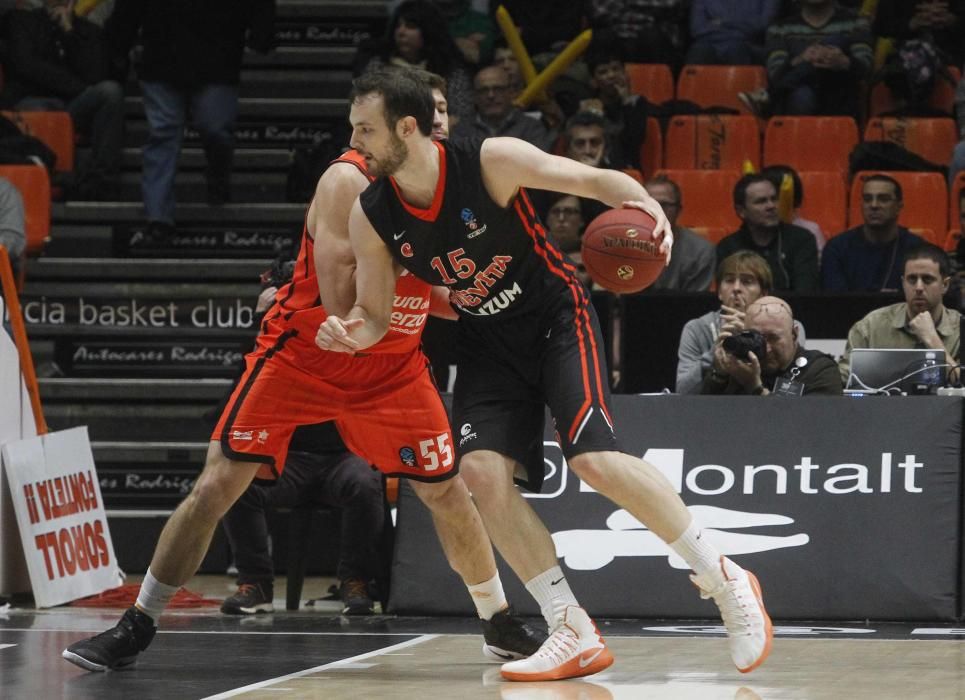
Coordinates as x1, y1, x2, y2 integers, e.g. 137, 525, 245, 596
645, 175, 715, 291
451, 65, 555, 151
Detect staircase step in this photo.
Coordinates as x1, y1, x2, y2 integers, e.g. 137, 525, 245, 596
242, 45, 358, 68
45, 402, 215, 442
25, 257, 271, 281
113, 147, 293, 171
52, 201, 306, 225
124, 96, 346, 120
40, 377, 232, 401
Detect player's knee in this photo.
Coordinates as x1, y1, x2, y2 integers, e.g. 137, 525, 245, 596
410, 474, 463, 511
187, 451, 255, 519
567, 452, 611, 489
459, 452, 513, 495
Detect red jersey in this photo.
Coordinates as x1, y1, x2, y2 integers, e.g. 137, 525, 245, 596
257, 150, 433, 357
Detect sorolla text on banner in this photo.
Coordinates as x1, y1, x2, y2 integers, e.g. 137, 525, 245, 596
1, 426, 122, 607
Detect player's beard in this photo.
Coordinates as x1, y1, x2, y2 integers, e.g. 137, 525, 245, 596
369, 133, 408, 178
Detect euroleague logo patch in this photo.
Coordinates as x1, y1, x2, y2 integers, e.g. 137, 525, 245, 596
617, 265, 635, 281
460, 207, 487, 239
399, 446, 417, 467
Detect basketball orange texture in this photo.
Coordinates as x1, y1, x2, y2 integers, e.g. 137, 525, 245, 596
580, 208, 667, 293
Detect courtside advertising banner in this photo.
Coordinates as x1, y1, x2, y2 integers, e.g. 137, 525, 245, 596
1, 427, 122, 607
0, 297, 36, 594
391, 395, 962, 620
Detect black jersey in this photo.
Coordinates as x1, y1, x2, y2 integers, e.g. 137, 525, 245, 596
360, 139, 587, 320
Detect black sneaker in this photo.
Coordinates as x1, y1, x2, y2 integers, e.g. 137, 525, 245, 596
221, 581, 274, 615
339, 578, 375, 615
62, 606, 156, 672
480, 606, 547, 661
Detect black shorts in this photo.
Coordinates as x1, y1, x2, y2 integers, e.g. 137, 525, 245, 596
451, 293, 619, 492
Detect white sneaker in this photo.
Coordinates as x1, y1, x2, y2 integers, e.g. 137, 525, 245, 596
691, 556, 773, 673
500, 606, 614, 682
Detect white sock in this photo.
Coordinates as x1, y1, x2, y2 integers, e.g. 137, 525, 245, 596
669, 520, 721, 579
467, 572, 508, 620
134, 568, 178, 624
525, 566, 578, 628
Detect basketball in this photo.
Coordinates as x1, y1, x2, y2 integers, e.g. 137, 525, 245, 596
580, 208, 666, 294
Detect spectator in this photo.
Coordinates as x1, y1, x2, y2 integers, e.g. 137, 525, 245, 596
588, 0, 690, 69
701, 295, 841, 395
562, 110, 610, 168
821, 174, 926, 292
544, 192, 593, 289
439, 0, 497, 66
686, 0, 783, 66
1, 0, 124, 200
760, 164, 827, 254
839, 245, 961, 384
492, 40, 525, 97
451, 65, 555, 149
746, 0, 873, 119
220, 440, 387, 617
0, 178, 26, 277
359, 0, 475, 126
494, 0, 588, 57
645, 175, 715, 292
716, 174, 820, 292
950, 70, 965, 184
874, 1, 964, 82
580, 41, 649, 170
676, 250, 808, 394
107, 0, 275, 240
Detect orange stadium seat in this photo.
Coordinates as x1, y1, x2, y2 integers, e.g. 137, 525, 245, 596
654, 168, 742, 230
675, 64, 767, 113
625, 63, 674, 104
950, 171, 965, 232
863, 117, 958, 167
621, 167, 644, 184
1, 110, 74, 172
943, 229, 961, 253
848, 170, 948, 236
690, 225, 730, 244
664, 114, 761, 170
639, 116, 663, 175
0, 164, 51, 253
868, 66, 961, 117
909, 228, 940, 246
797, 171, 848, 239
763, 116, 859, 176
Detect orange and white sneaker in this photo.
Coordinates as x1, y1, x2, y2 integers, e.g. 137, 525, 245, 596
500, 606, 614, 682
691, 556, 773, 673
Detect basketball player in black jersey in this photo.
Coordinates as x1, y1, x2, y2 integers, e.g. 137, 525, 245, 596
317, 68, 773, 682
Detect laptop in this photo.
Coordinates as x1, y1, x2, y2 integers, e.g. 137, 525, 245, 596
846, 348, 946, 394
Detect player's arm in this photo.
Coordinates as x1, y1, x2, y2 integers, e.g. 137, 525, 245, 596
428, 286, 458, 320
311, 163, 369, 317
479, 137, 673, 260
316, 198, 397, 353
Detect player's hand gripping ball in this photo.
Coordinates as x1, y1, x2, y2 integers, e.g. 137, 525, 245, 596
580, 208, 667, 294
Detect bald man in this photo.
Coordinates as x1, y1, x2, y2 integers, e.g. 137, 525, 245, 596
702, 296, 842, 396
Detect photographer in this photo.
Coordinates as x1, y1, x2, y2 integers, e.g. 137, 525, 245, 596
702, 296, 842, 396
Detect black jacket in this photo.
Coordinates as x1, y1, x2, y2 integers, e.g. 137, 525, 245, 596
106, 0, 275, 88
1, 8, 112, 105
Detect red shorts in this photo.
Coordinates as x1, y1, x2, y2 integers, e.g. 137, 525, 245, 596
213, 330, 455, 482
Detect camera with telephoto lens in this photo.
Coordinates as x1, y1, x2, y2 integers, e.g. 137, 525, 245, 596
722, 329, 767, 361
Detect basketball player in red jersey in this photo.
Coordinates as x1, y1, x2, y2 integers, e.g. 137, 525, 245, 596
317, 68, 773, 682
63, 72, 544, 673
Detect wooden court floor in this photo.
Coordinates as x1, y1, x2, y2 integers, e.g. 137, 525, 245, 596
3, 576, 965, 699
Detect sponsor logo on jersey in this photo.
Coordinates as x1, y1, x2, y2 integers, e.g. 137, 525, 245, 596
232, 430, 253, 441
459, 422, 477, 447
456, 281, 523, 316
257, 429, 269, 444
390, 294, 430, 334
399, 446, 417, 467
401, 242, 414, 258
460, 207, 487, 239
393, 230, 406, 240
